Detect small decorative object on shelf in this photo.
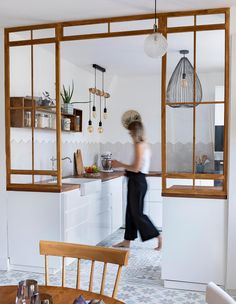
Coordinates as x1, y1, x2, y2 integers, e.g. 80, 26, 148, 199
24, 111, 31, 127
62, 117, 71, 131
41, 91, 55, 106
195, 154, 209, 173
61, 81, 74, 114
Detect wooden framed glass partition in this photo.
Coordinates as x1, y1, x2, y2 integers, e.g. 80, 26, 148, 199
4, 8, 229, 193
162, 9, 229, 199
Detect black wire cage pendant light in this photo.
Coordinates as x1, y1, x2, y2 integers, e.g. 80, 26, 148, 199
166, 50, 202, 108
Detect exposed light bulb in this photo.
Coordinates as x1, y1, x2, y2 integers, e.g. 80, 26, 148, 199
92, 105, 96, 119
98, 121, 103, 133
181, 73, 188, 88
103, 108, 108, 119
87, 120, 93, 133
98, 127, 104, 133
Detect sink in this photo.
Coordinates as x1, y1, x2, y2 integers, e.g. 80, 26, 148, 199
48, 177, 101, 196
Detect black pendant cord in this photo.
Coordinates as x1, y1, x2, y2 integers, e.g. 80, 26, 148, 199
89, 92, 91, 119
102, 72, 106, 110
154, 0, 157, 26
99, 95, 102, 123
93, 68, 97, 107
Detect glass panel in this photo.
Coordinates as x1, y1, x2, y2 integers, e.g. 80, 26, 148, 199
9, 31, 31, 41
166, 32, 194, 105
195, 179, 223, 190
33, 28, 55, 39
197, 14, 225, 25
195, 104, 224, 175
10, 45, 32, 171
196, 30, 225, 102
64, 23, 107, 36
33, 44, 57, 171
111, 19, 154, 32
166, 178, 193, 189
10, 127, 32, 170
166, 106, 193, 173
11, 175, 32, 184
34, 175, 57, 184
10, 46, 31, 97
168, 16, 194, 28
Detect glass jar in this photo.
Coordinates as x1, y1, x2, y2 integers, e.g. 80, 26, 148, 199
75, 116, 80, 131
62, 117, 71, 131
24, 111, 31, 127
49, 114, 56, 129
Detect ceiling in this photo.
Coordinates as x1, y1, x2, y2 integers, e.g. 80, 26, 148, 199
0, 0, 235, 27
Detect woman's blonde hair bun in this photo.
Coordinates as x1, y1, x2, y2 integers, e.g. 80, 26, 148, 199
121, 110, 142, 129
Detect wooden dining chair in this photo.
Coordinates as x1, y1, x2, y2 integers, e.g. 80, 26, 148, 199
39, 240, 129, 299
206, 282, 236, 304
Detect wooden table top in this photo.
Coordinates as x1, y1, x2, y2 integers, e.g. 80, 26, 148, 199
0, 285, 125, 304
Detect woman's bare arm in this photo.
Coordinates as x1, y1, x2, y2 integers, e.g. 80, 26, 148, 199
112, 143, 144, 172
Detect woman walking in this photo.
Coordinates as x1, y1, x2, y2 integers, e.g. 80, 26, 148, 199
112, 118, 162, 250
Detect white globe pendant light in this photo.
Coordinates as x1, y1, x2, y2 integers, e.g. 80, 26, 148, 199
144, 0, 168, 58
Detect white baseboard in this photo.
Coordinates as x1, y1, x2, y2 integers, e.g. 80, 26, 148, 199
164, 280, 218, 292
0, 257, 8, 271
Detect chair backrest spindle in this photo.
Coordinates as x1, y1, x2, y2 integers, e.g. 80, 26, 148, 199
76, 258, 80, 289
89, 260, 95, 291
39, 240, 129, 299
100, 262, 107, 295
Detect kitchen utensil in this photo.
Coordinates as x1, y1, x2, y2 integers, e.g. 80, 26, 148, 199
101, 152, 112, 171
74, 149, 84, 175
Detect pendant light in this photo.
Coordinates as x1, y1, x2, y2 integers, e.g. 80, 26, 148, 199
166, 50, 202, 108
144, 0, 168, 58
87, 64, 110, 133
87, 91, 93, 133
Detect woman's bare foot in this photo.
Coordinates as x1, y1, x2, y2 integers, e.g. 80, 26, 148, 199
112, 240, 131, 248
155, 235, 162, 251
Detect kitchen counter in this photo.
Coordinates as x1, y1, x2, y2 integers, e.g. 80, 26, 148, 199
54, 171, 162, 192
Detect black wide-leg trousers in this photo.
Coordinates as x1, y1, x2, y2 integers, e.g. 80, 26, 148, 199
124, 171, 160, 242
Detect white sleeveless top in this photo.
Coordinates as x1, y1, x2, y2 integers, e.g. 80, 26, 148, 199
140, 143, 151, 174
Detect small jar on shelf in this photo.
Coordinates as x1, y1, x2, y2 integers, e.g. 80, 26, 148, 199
75, 116, 80, 131
62, 117, 71, 131
24, 111, 31, 127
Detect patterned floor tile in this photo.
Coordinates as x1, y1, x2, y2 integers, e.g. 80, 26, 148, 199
0, 229, 206, 303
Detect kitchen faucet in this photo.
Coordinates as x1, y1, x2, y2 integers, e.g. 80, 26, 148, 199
50, 156, 72, 171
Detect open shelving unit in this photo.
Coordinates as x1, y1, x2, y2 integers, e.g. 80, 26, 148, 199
10, 97, 82, 132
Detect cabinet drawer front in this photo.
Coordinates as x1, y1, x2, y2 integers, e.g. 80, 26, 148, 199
147, 177, 162, 189
65, 204, 90, 229
149, 189, 162, 201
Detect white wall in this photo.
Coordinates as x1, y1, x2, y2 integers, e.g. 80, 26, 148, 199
226, 6, 236, 292
0, 28, 8, 270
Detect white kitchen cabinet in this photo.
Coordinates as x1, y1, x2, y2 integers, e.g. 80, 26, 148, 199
7, 177, 123, 272
162, 196, 227, 291
122, 176, 162, 229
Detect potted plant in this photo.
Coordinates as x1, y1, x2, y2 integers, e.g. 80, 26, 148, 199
61, 81, 74, 114
195, 154, 209, 173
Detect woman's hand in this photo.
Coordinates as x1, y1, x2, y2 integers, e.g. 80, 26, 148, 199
112, 159, 123, 168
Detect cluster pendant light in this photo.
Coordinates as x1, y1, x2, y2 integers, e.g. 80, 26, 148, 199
87, 64, 110, 133
144, 0, 168, 58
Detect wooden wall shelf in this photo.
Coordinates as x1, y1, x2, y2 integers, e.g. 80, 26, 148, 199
10, 97, 82, 132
